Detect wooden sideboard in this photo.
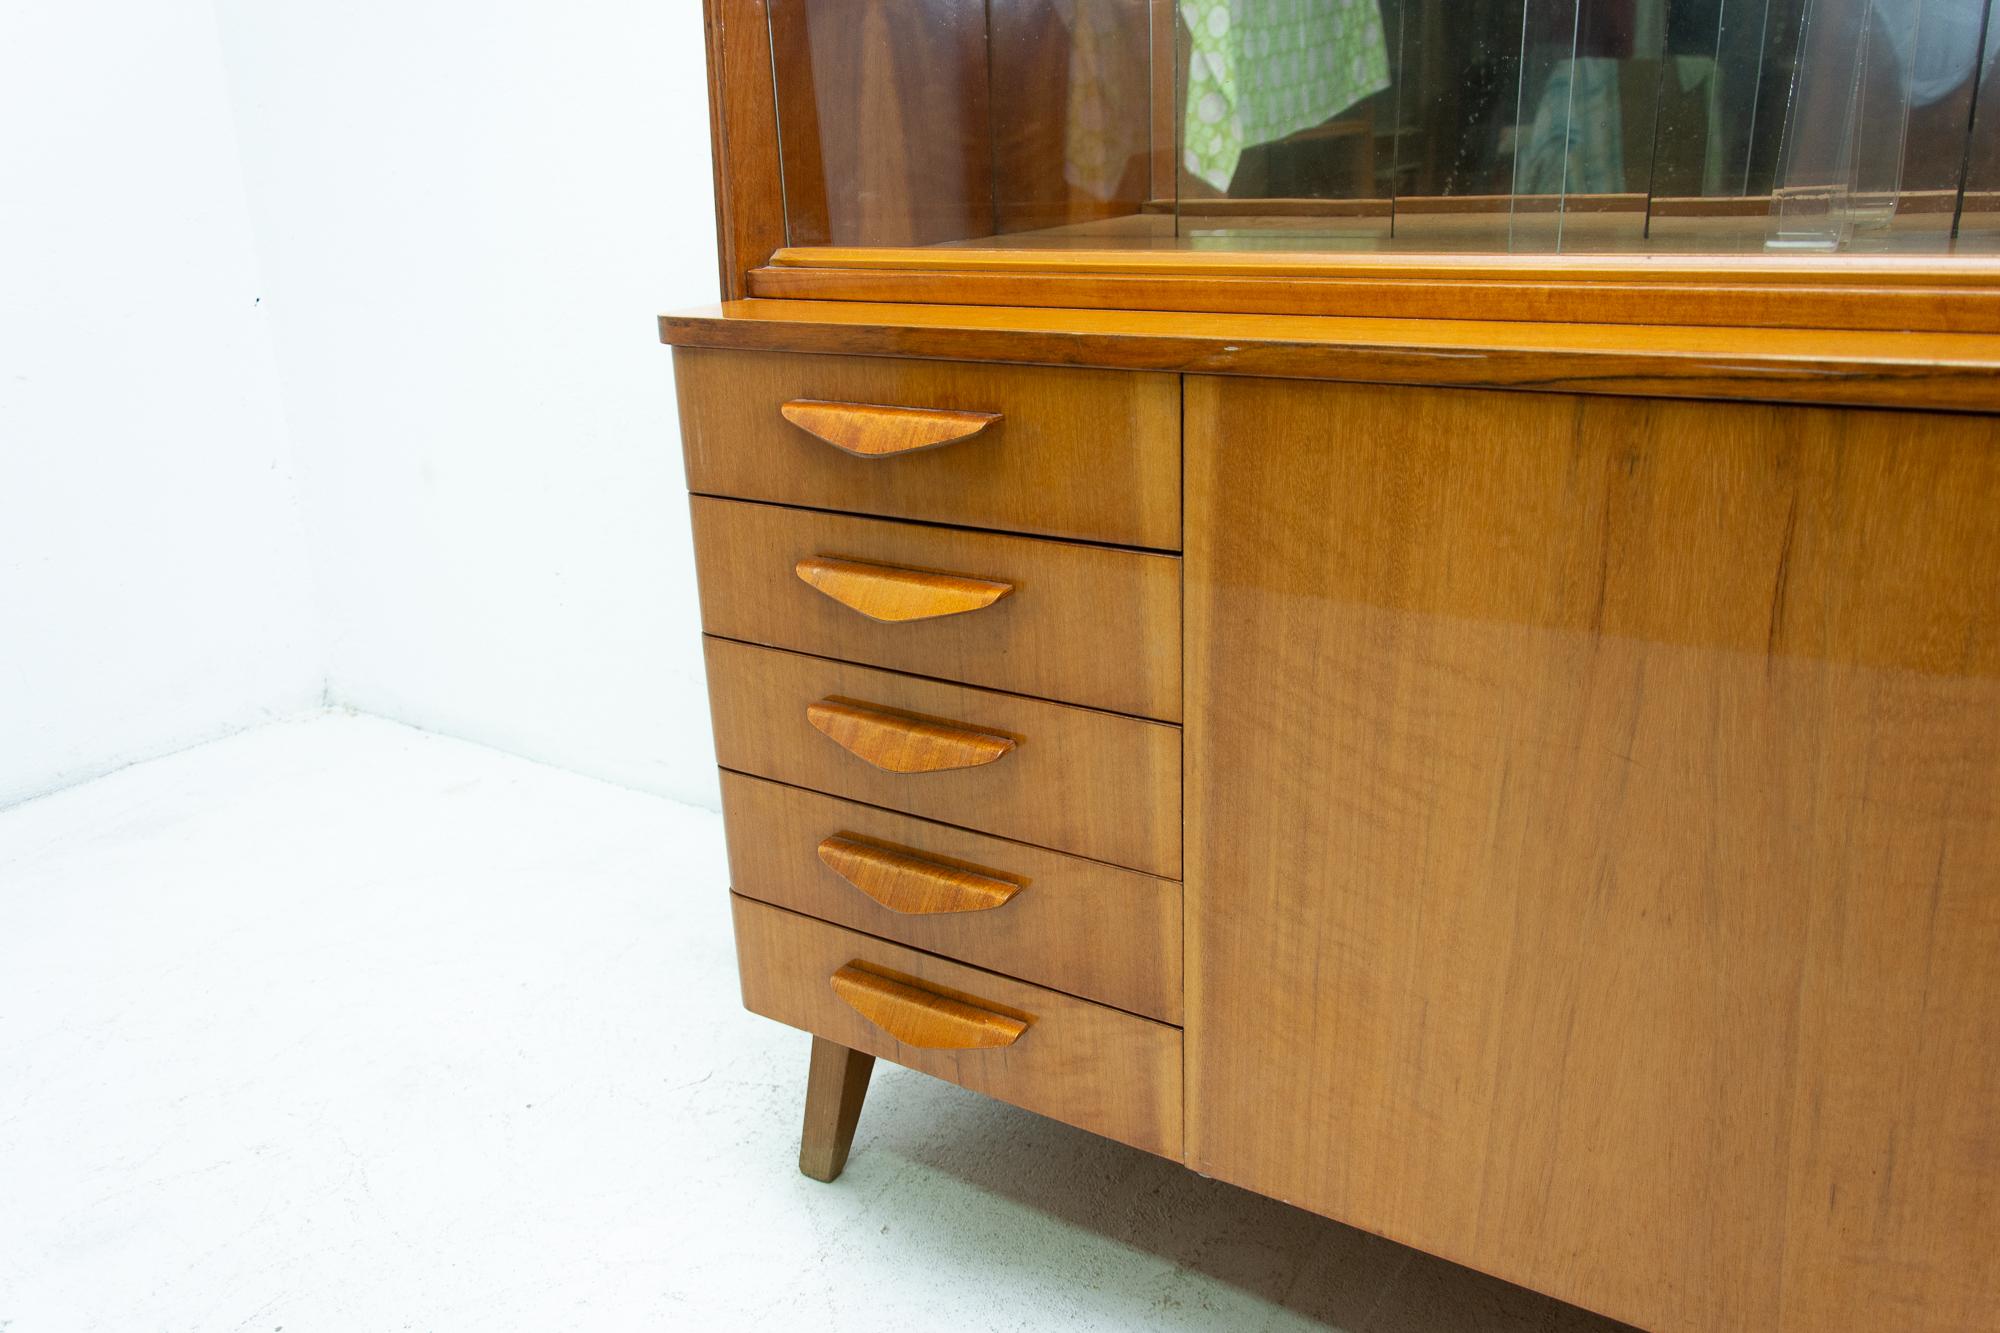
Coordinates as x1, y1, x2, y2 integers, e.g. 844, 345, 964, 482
669, 2, 2000, 1324
662, 300, 2000, 1332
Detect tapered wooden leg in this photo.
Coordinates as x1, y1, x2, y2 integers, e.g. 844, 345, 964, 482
799, 1035, 874, 1182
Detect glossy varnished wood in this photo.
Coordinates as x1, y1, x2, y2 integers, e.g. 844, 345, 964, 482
701, 0, 786, 299
691, 497, 1182, 719
815, 835, 1022, 915
829, 964, 1029, 1050
661, 300, 2000, 414
1184, 377, 2000, 1333
804, 699, 1015, 774
722, 772, 1182, 1021
705, 638, 1181, 878
733, 894, 1183, 1157
752, 246, 2000, 334
793, 556, 1011, 623
798, 1036, 873, 1182
779, 398, 1001, 457
673, 346, 1182, 547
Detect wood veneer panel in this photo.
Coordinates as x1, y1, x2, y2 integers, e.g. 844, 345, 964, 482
674, 347, 1181, 548
722, 772, 1182, 1021
660, 301, 2000, 414
705, 637, 1181, 877
1184, 377, 2000, 1333
733, 894, 1183, 1157
746, 262, 2000, 334
767, 244, 2000, 277
702, 0, 787, 299
691, 497, 1182, 719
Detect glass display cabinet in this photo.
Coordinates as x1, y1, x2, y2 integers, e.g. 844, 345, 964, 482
756, 0, 2000, 256
703, 0, 2000, 330
667, 5, 2000, 1332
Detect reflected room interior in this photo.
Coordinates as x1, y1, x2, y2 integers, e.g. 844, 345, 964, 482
764, 0, 2000, 255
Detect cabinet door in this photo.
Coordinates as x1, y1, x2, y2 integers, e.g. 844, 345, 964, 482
1185, 377, 2000, 1333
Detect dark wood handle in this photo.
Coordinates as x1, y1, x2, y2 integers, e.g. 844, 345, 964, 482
806, 699, 1016, 773
781, 398, 1001, 457
817, 835, 1023, 914
829, 964, 1028, 1049
795, 555, 1012, 623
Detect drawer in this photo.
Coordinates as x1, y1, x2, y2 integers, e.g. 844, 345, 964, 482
691, 497, 1182, 721
705, 638, 1181, 878
722, 772, 1182, 1022
674, 347, 1180, 549
732, 893, 1183, 1158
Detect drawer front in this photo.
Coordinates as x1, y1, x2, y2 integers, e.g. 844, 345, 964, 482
674, 347, 1181, 549
705, 638, 1181, 877
692, 497, 1182, 721
733, 893, 1183, 1158
722, 772, 1182, 1022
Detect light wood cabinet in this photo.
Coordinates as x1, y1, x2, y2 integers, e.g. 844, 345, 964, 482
691, 495, 1182, 719
671, 335, 2000, 1331
1184, 377, 2000, 1331
667, 8, 2000, 1327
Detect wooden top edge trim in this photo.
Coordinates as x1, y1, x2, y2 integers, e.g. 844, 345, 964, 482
658, 300, 2000, 365
767, 245, 2000, 287
658, 300, 2000, 414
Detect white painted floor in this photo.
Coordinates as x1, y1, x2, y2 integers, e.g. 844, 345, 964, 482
1, 714, 1634, 1332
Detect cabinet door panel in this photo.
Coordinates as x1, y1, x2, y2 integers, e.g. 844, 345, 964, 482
1185, 377, 2000, 1333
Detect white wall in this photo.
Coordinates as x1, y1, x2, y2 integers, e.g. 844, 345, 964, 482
0, 0, 321, 807
212, 0, 722, 808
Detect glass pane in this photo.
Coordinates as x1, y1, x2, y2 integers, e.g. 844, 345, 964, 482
1644, 0, 1808, 253
1176, 0, 1399, 247
1956, 2, 2000, 247
768, 0, 1160, 248
1390, 0, 1529, 249
992, 0, 1163, 242
760, 0, 2000, 255
1507, 0, 1661, 251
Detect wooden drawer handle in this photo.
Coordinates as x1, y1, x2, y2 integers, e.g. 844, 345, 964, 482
781, 399, 1002, 457
817, 835, 1023, 915
830, 963, 1028, 1050
806, 699, 1016, 774
795, 556, 1013, 623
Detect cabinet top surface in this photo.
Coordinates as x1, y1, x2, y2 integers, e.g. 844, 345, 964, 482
660, 299, 2000, 414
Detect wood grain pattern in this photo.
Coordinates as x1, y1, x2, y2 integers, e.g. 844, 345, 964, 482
761, 0, 827, 249
733, 893, 1183, 1157
701, 0, 787, 299
804, 699, 1016, 774
798, 1035, 873, 1182
829, 964, 1030, 1050
768, 245, 2000, 284
692, 497, 1182, 719
816, 834, 1022, 914
748, 261, 2000, 335
662, 301, 2000, 415
722, 772, 1181, 1021
779, 398, 1002, 457
1184, 377, 2000, 1333
722, 773, 1182, 1021
706, 637, 1181, 877
674, 346, 1182, 547
794, 555, 1011, 623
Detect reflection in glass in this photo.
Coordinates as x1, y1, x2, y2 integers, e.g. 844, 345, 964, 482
764, 0, 2000, 253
